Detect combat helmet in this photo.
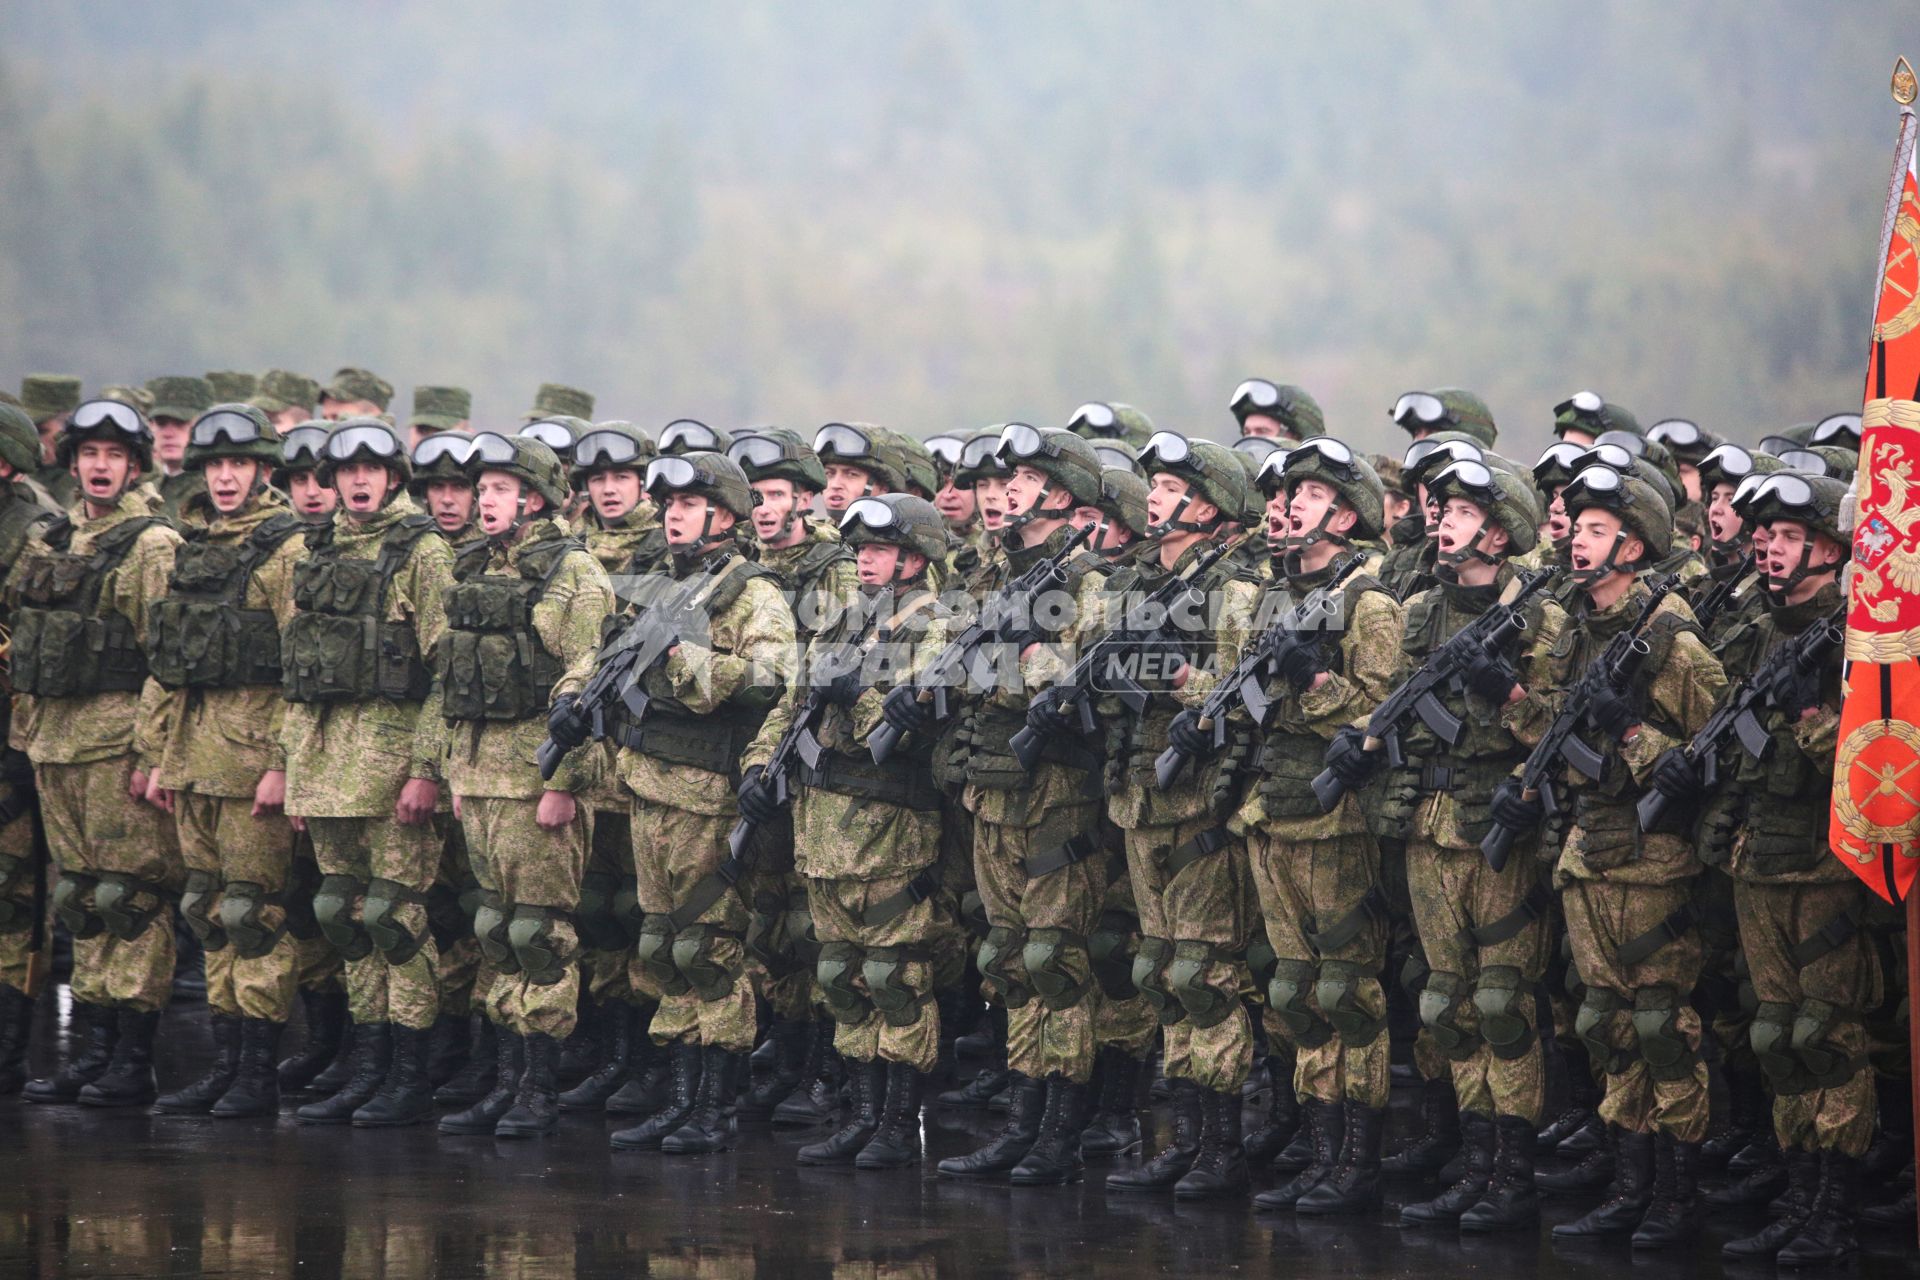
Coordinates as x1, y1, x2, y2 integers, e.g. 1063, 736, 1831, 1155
1403, 431, 1488, 494
184, 403, 282, 472
644, 450, 755, 520
1095, 467, 1151, 539
276, 422, 331, 487
1067, 401, 1155, 448
840, 493, 949, 564
570, 420, 657, 485
409, 431, 476, 494
1647, 418, 1722, 466
1424, 456, 1543, 560
954, 427, 1011, 488
1390, 388, 1498, 447
1745, 472, 1851, 598
658, 419, 733, 456
0, 403, 42, 474
1230, 379, 1325, 440
58, 398, 155, 472
879, 429, 939, 497
1552, 390, 1641, 440
1561, 464, 1672, 582
1276, 436, 1387, 544
467, 432, 570, 510
316, 417, 411, 488
1774, 443, 1857, 483
1091, 438, 1144, 476
728, 427, 827, 491
1137, 431, 1249, 534
813, 422, 906, 493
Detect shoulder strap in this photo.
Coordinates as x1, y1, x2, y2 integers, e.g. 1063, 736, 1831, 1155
373, 515, 439, 615
81, 516, 162, 614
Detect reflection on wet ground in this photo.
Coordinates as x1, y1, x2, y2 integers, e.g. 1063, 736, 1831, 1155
1, 1003, 1915, 1278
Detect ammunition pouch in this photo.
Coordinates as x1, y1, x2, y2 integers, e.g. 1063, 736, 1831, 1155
282, 518, 435, 703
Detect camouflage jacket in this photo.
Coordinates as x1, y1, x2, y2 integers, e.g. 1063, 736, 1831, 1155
756, 520, 859, 646
585, 505, 668, 609
0, 477, 60, 772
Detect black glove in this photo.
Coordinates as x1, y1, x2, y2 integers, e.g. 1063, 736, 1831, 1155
1025, 689, 1080, 739
1767, 659, 1823, 720
1463, 650, 1519, 706
1646, 747, 1701, 802
1273, 637, 1329, 691
545, 694, 590, 750
1167, 708, 1216, 759
1323, 725, 1384, 788
880, 686, 933, 736
1488, 777, 1543, 832
736, 765, 782, 826
820, 669, 863, 706
1586, 684, 1638, 742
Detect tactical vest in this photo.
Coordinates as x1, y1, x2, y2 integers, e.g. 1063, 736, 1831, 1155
798, 588, 946, 810
437, 535, 577, 723
1729, 606, 1841, 877
767, 535, 854, 645
281, 516, 436, 703
147, 513, 304, 689
10, 516, 162, 697
0, 492, 53, 573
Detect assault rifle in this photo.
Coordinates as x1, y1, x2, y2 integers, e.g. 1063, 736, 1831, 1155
868, 523, 1092, 764
536, 557, 732, 779
1308, 565, 1560, 812
1477, 573, 1681, 870
1152, 551, 1366, 790
1691, 553, 1755, 631
1007, 534, 1245, 772
1635, 605, 1845, 833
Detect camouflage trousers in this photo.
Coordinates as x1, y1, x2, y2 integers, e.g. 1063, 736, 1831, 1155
1247, 827, 1387, 1107
580, 809, 643, 1007
37, 757, 182, 1014
1694, 870, 1757, 1071
1561, 876, 1710, 1142
806, 872, 942, 1072
746, 865, 819, 1023
1382, 836, 1450, 1086
429, 816, 494, 1021
932, 795, 979, 997
288, 829, 344, 995
174, 792, 300, 1024
1129, 816, 1256, 1095
1734, 878, 1882, 1157
1091, 854, 1157, 1060
1404, 837, 1551, 1124
460, 796, 587, 1040
629, 798, 755, 1054
0, 801, 51, 996
974, 802, 1109, 1085
305, 815, 440, 1032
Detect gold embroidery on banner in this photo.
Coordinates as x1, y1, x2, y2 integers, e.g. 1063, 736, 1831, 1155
1834, 718, 1920, 850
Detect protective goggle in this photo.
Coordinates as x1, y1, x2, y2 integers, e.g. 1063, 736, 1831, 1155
190, 410, 266, 448
1391, 392, 1449, 427
923, 434, 965, 468
1729, 472, 1771, 511
70, 399, 149, 437
1405, 436, 1482, 477
959, 434, 1005, 470
660, 419, 721, 454
644, 455, 708, 494
467, 432, 520, 468
1747, 472, 1815, 510
841, 496, 901, 531
1255, 450, 1291, 490
1230, 379, 1284, 418
1093, 443, 1138, 472
1138, 430, 1195, 470
1562, 463, 1629, 508
575, 429, 648, 469
1648, 418, 1704, 449
1533, 441, 1586, 483
1700, 443, 1757, 480
727, 435, 791, 471
1593, 429, 1646, 458
1427, 458, 1497, 502
1554, 390, 1606, 420
813, 422, 874, 459
994, 422, 1051, 462
1775, 449, 1833, 477
519, 418, 576, 451
1755, 435, 1802, 458
413, 433, 477, 468
1812, 413, 1861, 444
281, 425, 330, 466
1283, 436, 1358, 477
322, 423, 404, 461
1232, 436, 1283, 463
1067, 402, 1124, 438
1574, 442, 1638, 474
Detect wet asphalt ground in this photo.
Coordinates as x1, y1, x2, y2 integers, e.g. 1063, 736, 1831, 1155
2, 997, 1916, 1279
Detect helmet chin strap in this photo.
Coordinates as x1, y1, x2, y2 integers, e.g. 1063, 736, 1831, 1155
1434, 523, 1506, 581
1002, 480, 1055, 534
1568, 528, 1635, 587
1275, 504, 1350, 559
1764, 538, 1835, 602
1147, 490, 1220, 537
672, 501, 734, 561
1708, 525, 1747, 566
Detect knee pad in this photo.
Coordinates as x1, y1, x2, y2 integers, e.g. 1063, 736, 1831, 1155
1399, 950, 1431, 1000
473, 891, 518, 974
1472, 965, 1537, 1060
1750, 1000, 1808, 1093
1245, 933, 1277, 996
1168, 939, 1238, 1029
1790, 998, 1864, 1089
507, 904, 574, 986
1268, 958, 1331, 1048
977, 924, 1030, 1010
574, 871, 626, 953
1574, 987, 1632, 1075
180, 868, 229, 952
671, 925, 739, 1002
93, 873, 167, 942
817, 940, 870, 1024
635, 914, 689, 996
425, 880, 472, 951
363, 877, 429, 965
0, 854, 28, 933
1317, 958, 1387, 1046
863, 946, 930, 1027
1630, 985, 1699, 1081
611, 875, 643, 945
50, 870, 103, 940
313, 874, 372, 961
282, 857, 323, 941
1418, 970, 1482, 1060
785, 903, 820, 971
1089, 910, 1138, 1000
959, 889, 989, 941
744, 889, 787, 974
218, 880, 286, 959
1022, 927, 1092, 1012
1132, 935, 1185, 1026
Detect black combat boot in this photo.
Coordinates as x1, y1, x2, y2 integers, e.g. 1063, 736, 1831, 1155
424, 1013, 470, 1088
1727, 1127, 1780, 1174
1174, 1087, 1249, 1200
1106, 1077, 1205, 1192
1701, 1065, 1766, 1169
352, 1023, 434, 1127
277, 989, 348, 1092
938, 1071, 1045, 1179
954, 1001, 1004, 1059
560, 1003, 634, 1111
1556, 1110, 1609, 1157
295, 1022, 392, 1124
1383, 1077, 1460, 1175
938, 1064, 1010, 1110
856, 1060, 924, 1170
304, 1013, 358, 1095
495, 1032, 561, 1138
1552, 1128, 1656, 1238
1777, 1151, 1861, 1267
557, 998, 601, 1083
210, 1018, 282, 1118
24, 1000, 117, 1103
1858, 1181, 1915, 1228
611, 1040, 703, 1150
1535, 1052, 1601, 1153
1723, 1146, 1821, 1260
1536, 1122, 1618, 1194
439, 1032, 523, 1135
1460, 1114, 1540, 1232
1864, 1076, 1914, 1179
605, 1026, 670, 1116
1243, 1056, 1301, 1168
1009, 1075, 1088, 1186
1630, 1133, 1700, 1248
799, 1056, 884, 1165
434, 1017, 498, 1107
1704, 1140, 1790, 1207
738, 1016, 807, 1117
78, 1008, 162, 1107
771, 1021, 842, 1125
153, 1011, 241, 1114
1297, 1101, 1386, 1215
1080, 1048, 1143, 1156
1254, 1095, 1344, 1210
0, 985, 37, 1095
1401, 1109, 1494, 1226
661, 1045, 741, 1153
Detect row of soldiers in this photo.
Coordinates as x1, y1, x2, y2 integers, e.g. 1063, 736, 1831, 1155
0, 368, 1906, 1267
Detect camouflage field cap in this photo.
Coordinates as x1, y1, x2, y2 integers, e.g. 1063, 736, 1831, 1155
322, 367, 394, 410
250, 369, 320, 416
524, 382, 595, 422
408, 385, 472, 432
146, 374, 215, 423
21, 374, 82, 425
205, 370, 257, 401
0, 403, 40, 473
101, 384, 156, 415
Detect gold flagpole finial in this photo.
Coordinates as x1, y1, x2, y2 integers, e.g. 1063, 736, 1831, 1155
1895, 56, 1917, 105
